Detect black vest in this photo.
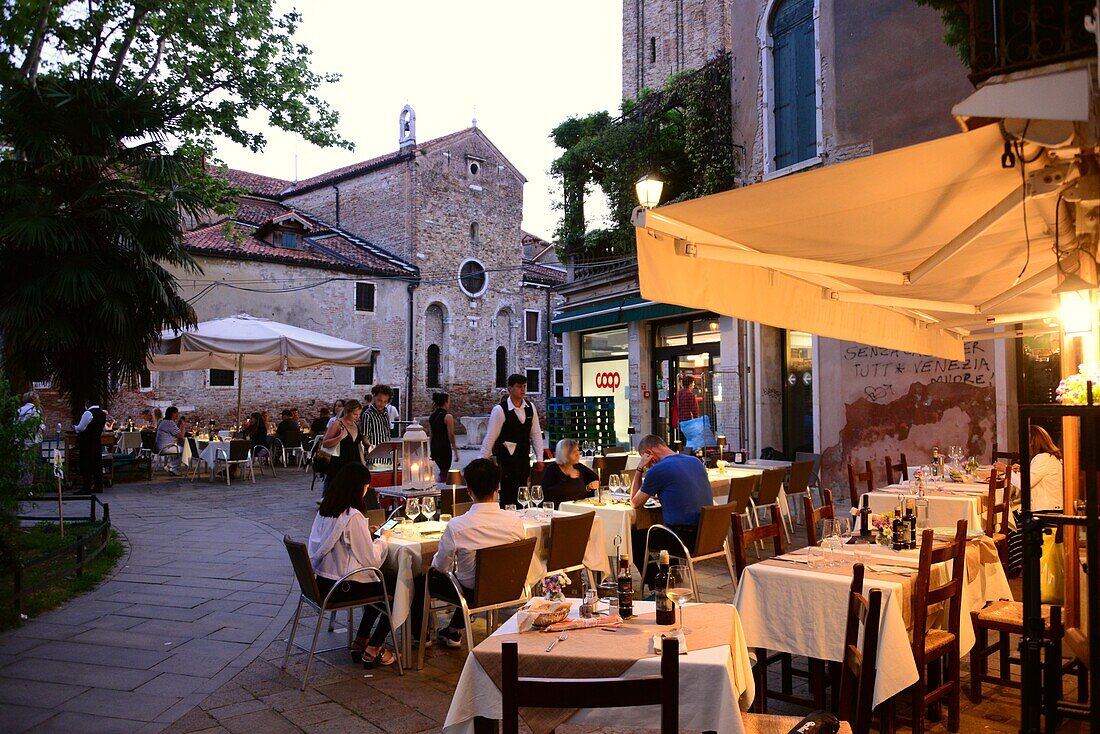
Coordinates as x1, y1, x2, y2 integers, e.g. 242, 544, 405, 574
493, 398, 533, 458
77, 407, 107, 449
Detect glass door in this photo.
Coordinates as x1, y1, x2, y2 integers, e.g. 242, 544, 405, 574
653, 352, 719, 447
782, 330, 814, 456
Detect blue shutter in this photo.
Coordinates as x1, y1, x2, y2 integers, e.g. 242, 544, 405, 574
770, 0, 816, 170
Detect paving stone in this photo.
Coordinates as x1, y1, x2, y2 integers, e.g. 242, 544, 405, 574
0, 677, 88, 707
282, 701, 354, 727
133, 672, 211, 697
33, 710, 149, 733
217, 708, 302, 734
204, 697, 272, 720
161, 706, 220, 733
26, 639, 172, 669
4, 702, 56, 734
1, 657, 159, 691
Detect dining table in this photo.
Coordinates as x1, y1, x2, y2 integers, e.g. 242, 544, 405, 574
864, 479, 1006, 532
443, 599, 755, 734
733, 534, 1012, 707
557, 495, 663, 562
182, 438, 250, 482
385, 509, 611, 665
577, 452, 643, 471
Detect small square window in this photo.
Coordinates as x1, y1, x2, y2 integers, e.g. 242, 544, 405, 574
355, 282, 375, 312
353, 354, 376, 386
279, 231, 299, 249
525, 368, 541, 394
553, 368, 565, 398
210, 369, 235, 387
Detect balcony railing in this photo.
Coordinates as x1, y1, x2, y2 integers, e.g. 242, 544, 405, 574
967, 0, 1096, 83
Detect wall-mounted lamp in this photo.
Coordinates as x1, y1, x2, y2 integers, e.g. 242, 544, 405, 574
635, 174, 665, 209
1054, 272, 1097, 336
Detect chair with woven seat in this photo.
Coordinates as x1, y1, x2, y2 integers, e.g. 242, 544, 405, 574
640, 502, 739, 599
281, 535, 402, 689
501, 637, 678, 734
753, 468, 792, 541
803, 489, 836, 547
983, 464, 1012, 565
900, 521, 968, 734
847, 460, 874, 506
884, 453, 909, 485
543, 511, 596, 591
784, 460, 815, 524
415, 536, 537, 669
731, 505, 785, 578
740, 715, 854, 733
838, 565, 883, 734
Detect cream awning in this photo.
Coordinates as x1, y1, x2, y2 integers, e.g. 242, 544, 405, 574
633, 124, 1066, 360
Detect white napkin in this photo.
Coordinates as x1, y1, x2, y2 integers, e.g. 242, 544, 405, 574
651, 630, 688, 654
504, 441, 517, 455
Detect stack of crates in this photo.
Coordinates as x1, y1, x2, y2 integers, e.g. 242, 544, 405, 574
546, 396, 616, 447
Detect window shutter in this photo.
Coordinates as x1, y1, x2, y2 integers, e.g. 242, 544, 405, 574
771, 0, 816, 170
356, 283, 375, 312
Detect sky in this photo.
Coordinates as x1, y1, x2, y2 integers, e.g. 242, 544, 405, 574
215, 1, 623, 241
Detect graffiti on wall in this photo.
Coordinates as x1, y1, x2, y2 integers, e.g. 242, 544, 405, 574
821, 341, 996, 493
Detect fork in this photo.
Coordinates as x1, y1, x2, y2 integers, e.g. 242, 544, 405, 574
545, 631, 568, 652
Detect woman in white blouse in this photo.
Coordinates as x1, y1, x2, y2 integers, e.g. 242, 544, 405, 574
1015, 425, 1064, 511
308, 463, 395, 666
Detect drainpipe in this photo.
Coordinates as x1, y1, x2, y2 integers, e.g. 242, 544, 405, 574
331, 184, 341, 227
545, 286, 552, 399
406, 280, 417, 419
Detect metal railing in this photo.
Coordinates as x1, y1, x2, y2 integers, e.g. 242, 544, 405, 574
968, 0, 1096, 83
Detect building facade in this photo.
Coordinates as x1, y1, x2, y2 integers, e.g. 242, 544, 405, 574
556, 0, 1007, 484
43, 112, 566, 433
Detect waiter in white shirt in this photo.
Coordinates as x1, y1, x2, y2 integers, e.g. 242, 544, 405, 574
480, 373, 544, 508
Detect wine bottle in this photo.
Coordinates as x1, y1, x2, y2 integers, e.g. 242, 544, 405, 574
616, 555, 634, 618
903, 499, 917, 549
859, 493, 872, 539
654, 550, 675, 625
891, 506, 905, 551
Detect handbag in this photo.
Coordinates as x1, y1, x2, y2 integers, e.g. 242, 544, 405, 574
787, 712, 840, 734
1040, 528, 1065, 604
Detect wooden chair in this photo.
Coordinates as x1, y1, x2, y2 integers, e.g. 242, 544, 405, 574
501, 637, 679, 734
640, 502, 739, 599
281, 535, 403, 688
439, 490, 470, 517
990, 441, 1020, 467
740, 715, 853, 733
884, 453, 909, 485
983, 464, 1012, 565
415, 537, 537, 669
901, 521, 968, 734
596, 453, 628, 483
803, 489, 836, 547
731, 505, 785, 577
784, 460, 815, 523
543, 511, 596, 591
452, 501, 473, 517
753, 468, 792, 540
726, 475, 758, 536
847, 460, 874, 506
838, 565, 883, 734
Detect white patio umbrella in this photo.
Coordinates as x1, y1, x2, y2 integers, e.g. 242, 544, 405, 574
148, 314, 376, 425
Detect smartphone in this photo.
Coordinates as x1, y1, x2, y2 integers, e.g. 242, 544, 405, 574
374, 518, 399, 539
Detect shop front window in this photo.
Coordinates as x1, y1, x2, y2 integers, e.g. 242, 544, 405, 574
581, 327, 628, 359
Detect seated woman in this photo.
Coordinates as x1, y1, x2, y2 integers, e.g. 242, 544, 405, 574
308, 463, 396, 666
1013, 424, 1064, 511
245, 411, 270, 450
542, 438, 600, 505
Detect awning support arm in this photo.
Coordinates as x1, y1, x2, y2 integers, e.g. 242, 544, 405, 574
905, 185, 1025, 285
935, 310, 1058, 330
678, 239, 906, 286
824, 289, 978, 315
977, 264, 1059, 312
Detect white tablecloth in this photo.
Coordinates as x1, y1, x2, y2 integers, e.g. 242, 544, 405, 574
442, 600, 754, 734
867, 481, 998, 532
733, 541, 1010, 707
383, 511, 610, 631
557, 500, 635, 560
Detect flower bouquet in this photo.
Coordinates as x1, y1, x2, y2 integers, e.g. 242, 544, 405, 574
870, 513, 893, 546
543, 573, 570, 602
1057, 363, 1100, 405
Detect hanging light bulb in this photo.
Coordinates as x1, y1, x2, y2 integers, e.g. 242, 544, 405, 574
635, 173, 665, 209
1054, 272, 1097, 335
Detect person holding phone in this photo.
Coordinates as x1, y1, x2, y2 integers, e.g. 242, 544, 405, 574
308, 463, 395, 666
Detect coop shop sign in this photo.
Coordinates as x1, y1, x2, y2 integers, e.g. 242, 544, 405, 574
595, 372, 622, 390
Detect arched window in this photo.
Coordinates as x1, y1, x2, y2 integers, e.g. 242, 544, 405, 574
769, 0, 817, 170
470, 221, 479, 242
495, 346, 508, 388
426, 344, 442, 388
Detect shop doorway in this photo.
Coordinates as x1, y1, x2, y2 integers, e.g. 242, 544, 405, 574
782, 330, 814, 456
651, 316, 721, 446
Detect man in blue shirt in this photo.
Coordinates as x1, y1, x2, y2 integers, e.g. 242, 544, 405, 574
629, 434, 712, 587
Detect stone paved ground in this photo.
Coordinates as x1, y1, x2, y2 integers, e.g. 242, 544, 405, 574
1, 458, 1086, 733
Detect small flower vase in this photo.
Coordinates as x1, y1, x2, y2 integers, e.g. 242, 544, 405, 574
876, 531, 892, 547
545, 590, 566, 602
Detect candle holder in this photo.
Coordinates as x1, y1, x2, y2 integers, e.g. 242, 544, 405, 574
401, 422, 433, 490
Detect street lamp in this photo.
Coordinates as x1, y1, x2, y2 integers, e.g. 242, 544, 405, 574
635, 173, 665, 209
1054, 272, 1097, 336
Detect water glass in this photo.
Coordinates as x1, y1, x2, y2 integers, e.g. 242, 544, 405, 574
542, 501, 554, 512
505, 503, 517, 512
396, 517, 410, 536
807, 545, 825, 569
439, 513, 452, 524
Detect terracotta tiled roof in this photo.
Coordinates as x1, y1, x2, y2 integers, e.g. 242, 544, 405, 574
218, 168, 292, 198
184, 198, 417, 277
522, 259, 567, 286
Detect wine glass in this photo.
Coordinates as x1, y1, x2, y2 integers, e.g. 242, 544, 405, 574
609, 475, 621, 494
421, 495, 436, 521
517, 486, 530, 514
582, 441, 592, 457
666, 564, 693, 633
529, 485, 543, 515
405, 497, 420, 524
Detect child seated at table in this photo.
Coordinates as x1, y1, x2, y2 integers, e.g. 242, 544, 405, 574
412, 458, 525, 648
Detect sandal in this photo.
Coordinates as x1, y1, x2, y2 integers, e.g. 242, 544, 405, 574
362, 647, 396, 667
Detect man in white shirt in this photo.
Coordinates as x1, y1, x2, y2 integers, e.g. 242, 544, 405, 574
414, 458, 526, 648
479, 374, 545, 508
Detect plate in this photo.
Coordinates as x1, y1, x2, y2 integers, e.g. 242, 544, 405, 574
414, 520, 447, 534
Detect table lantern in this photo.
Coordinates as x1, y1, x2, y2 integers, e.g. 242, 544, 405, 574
401, 421, 433, 489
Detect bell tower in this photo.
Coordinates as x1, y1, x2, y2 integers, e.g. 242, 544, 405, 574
398, 105, 416, 150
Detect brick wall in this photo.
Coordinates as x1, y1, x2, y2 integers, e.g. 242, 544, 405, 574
622, 0, 732, 99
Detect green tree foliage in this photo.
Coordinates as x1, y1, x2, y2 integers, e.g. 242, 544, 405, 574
550, 55, 738, 264
0, 1, 347, 417
0, 371, 39, 572
1, 0, 350, 152
914, 1, 971, 62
